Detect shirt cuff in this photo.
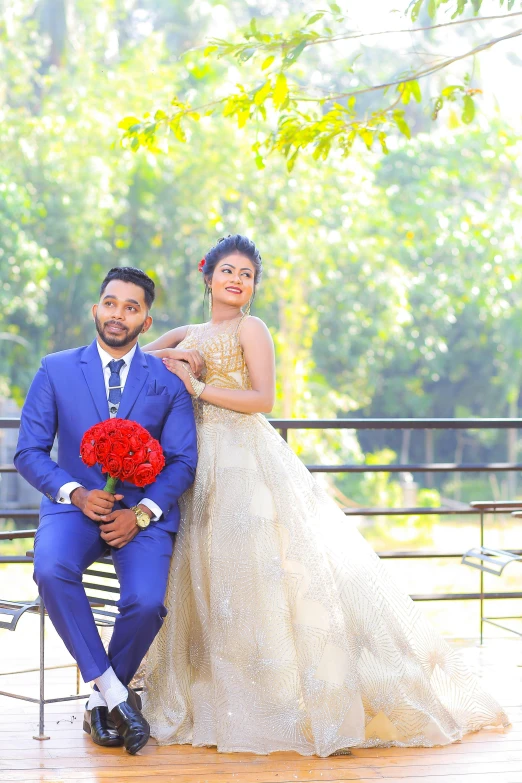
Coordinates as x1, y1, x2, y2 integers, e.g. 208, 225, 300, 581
57, 482, 84, 504
139, 498, 162, 522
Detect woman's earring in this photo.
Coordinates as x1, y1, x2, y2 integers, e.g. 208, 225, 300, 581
208, 288, 213, 316
244, 299, 252, 317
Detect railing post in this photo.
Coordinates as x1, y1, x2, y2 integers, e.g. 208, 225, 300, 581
425, 429, 434, 488
33, 597, 50, 740
480, 511, 484, 646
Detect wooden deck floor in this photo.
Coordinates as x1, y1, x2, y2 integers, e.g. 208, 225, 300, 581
1, 637, 521, 783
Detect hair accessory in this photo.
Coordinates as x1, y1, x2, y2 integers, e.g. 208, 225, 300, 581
198, 258, 206, 272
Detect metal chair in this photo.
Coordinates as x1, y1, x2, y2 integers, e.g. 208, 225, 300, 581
0, 527, 120, 740
461, 501, 522, 643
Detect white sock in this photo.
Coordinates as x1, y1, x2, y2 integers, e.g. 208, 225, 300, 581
94, 666, 128, 713
87, 689, 107, 710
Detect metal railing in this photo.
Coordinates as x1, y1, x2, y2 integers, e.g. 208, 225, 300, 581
2, 416, 522, 621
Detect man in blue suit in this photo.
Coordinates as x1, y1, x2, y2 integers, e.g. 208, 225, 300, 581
14, 267, 198, 754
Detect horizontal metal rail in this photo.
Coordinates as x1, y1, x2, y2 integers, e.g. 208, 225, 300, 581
269, 418, 522, 430
3, 417, 522, 621
307, 462, 522, 473
4, 416, 522, 430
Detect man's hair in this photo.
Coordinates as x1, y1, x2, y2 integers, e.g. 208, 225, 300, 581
100, 267, 156, 309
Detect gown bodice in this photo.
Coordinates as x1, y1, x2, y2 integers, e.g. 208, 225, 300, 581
177, 317, 251, 393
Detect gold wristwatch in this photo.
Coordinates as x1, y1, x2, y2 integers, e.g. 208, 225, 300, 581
131, 505, 151, 530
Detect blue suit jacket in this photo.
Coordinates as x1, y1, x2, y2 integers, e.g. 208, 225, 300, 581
14, 340, 198, 532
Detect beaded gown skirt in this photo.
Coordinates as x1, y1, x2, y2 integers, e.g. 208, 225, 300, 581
143, 319, 509, 756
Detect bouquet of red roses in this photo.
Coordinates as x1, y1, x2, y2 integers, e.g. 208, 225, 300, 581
80, 419, 165, 493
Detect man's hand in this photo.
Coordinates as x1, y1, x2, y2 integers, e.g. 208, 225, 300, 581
99, 505, 152, 549
71, 487, 124, 522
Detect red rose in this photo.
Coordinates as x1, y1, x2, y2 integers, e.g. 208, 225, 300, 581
96, 435, 112, 461
131, 447, 147, 465
121, 456, 136, 480
111, 438, 131, 457
118, 421, 135, 437
80, 442, 97, 467
133, 463, 155, 487
148, 448, 165, 473
138, 430, 150, 444
129, 435, 142, 452
105, 454, 123, 477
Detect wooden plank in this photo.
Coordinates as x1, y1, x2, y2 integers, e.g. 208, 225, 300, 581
2, 768, 522, 783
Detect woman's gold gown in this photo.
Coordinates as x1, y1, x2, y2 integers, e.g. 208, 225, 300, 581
143, 317, 509, 756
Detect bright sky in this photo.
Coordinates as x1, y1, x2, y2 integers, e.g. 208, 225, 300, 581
348, 0, 522, 126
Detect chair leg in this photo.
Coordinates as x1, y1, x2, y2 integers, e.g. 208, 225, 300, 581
33, 597, 50, 741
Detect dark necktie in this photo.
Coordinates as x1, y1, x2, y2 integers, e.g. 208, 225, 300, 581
108, 359, 125, 416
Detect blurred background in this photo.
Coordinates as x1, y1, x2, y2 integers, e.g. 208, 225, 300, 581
1, 0, 522, 637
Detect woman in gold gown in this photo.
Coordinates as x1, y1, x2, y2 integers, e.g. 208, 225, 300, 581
141, 235, 509, 756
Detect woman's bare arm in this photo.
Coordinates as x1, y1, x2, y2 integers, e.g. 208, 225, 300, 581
142, 325, 189, 353
142, 325, 204, 376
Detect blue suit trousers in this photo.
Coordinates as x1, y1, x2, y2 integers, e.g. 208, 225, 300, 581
33, 510, 174, 685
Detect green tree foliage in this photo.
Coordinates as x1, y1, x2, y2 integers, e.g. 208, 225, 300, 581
1, 0, 522, 500
120, 0, 522, 166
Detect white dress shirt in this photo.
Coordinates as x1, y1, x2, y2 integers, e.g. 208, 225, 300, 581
57, 341, 162, 520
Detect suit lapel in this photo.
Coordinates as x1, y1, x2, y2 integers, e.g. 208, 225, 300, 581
80, 340, 110, 421
117, 345, 149, 420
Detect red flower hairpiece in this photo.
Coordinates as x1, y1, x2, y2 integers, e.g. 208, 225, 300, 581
198, 258, 205, 272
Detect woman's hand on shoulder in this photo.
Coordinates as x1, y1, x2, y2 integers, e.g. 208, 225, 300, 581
161, 358, 197, 396
162, 348, 204, 377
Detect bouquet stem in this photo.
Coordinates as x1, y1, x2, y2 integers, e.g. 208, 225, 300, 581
103, 476, 118, 494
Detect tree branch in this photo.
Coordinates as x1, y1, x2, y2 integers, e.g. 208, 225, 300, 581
294, 26, 522, 104
300, 10, 522, 48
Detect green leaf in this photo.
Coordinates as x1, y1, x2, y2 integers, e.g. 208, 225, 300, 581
261, 55, 275, 71
118, 116, 140, 130
286, 149, 299, 172
284, 40, 307, 66
254, 80, 272, 106
442, 84, 463, 98
154, 109, 167, 121
255, 153, 265, 170
306, 12, 324, 26
462, 94, 475, 124
273, 73, 289, 110
393, 110, 411, 139
427, 0, 437, 18
238, 47, 255, 62
169, 120, 186, 142
203, 45, 219, 57
329, 2, 341, 12
410, 80, 422, 103
360, 130, 374, 149
410, 0, 424, 22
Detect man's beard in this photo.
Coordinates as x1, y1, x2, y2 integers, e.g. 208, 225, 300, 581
95, 314, 145, 348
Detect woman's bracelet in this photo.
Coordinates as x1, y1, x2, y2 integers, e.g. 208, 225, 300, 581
188, 372, 206, 398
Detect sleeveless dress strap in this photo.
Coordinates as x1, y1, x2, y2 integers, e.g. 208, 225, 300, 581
234, 313, 249, 339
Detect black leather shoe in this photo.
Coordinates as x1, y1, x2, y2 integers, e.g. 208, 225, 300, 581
83, 704, 123, 747
109, 698, 150, 755
127, 687, 142, 711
